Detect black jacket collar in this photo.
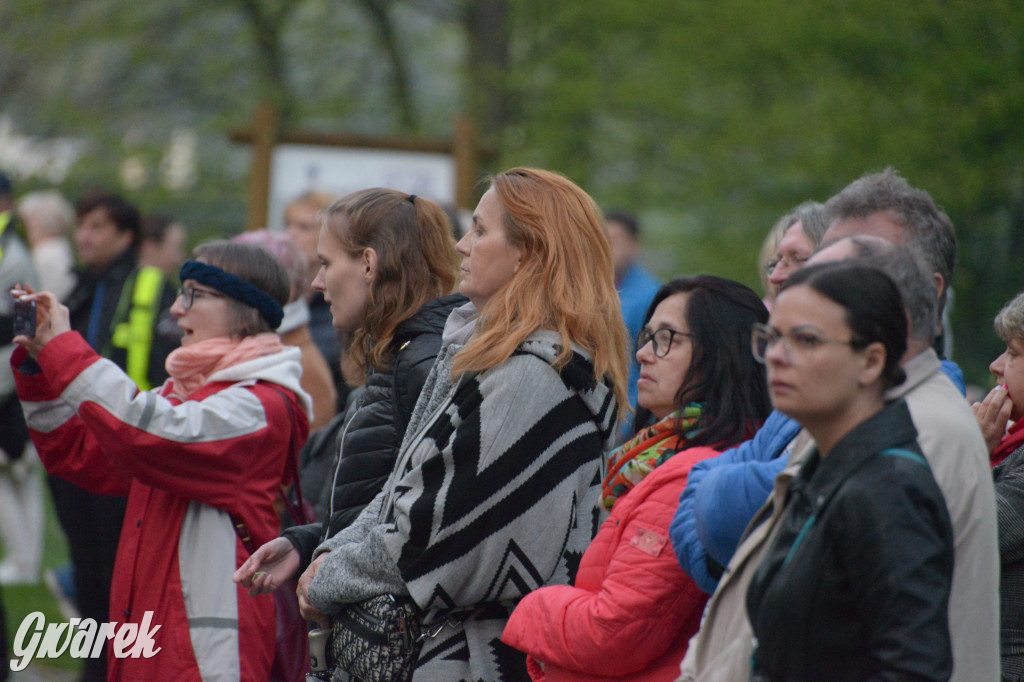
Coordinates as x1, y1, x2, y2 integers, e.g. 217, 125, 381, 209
791, 399, 920, 508
76, 246, 137, 285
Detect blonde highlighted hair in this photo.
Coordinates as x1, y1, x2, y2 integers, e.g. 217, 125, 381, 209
453, 168, 629, 418
323, 189, 459, 373
286, 190, 336, 214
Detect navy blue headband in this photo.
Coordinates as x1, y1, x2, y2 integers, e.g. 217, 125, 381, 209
179, 260, 284, 329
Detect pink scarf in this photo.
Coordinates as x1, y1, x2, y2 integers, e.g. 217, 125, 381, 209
165, 333, 285, 399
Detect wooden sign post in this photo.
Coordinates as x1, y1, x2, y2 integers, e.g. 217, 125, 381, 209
231, 102, 487, 232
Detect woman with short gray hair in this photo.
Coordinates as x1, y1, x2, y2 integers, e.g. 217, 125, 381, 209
973, 290, 1024, 679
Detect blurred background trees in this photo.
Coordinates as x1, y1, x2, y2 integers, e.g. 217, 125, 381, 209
0, 0, 1021, 383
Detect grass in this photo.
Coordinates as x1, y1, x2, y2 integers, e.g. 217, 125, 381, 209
2, 467, 83, 675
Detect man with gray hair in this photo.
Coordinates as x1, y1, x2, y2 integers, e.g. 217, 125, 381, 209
678, 242, 998, 680
824, 167, 957, 354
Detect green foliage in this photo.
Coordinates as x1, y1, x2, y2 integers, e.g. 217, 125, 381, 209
502, 0, 1024, 384
1, 0, 1022, 383
1, 476, 80, 674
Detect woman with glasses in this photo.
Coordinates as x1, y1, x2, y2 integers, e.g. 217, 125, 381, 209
745, 262, 953, 682
502, 275, 771, 681
12, 241, 310, 681
762, 201, 828, 306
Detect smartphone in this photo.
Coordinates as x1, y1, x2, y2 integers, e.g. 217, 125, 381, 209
13, 299, 36, 338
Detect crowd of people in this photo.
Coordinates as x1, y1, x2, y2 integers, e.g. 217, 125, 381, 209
0, 163, 1018, 682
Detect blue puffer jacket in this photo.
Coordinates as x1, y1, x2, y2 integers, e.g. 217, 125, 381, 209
669, 410, 799, 593
670, 358, 967, 594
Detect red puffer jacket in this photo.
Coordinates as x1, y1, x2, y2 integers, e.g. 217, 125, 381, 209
502, 446, 720, 681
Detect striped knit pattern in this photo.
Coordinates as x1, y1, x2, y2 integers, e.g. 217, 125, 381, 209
379, 330, 618, 681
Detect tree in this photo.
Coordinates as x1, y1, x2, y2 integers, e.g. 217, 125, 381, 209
2, 0, 1022, 382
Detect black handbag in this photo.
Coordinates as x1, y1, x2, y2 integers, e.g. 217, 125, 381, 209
328, 594, 423, 682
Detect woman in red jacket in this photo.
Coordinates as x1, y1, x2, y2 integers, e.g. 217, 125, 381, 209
12, 241, 309, 681
502, 275, 771, 681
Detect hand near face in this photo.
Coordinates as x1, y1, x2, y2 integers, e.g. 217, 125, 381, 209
972, 384, 1014, 453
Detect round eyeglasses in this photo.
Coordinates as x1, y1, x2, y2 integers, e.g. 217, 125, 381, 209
751, 322, 860, 365
176, 286, 227, 311
637, 327, 691, 358
764, 254, 809, 276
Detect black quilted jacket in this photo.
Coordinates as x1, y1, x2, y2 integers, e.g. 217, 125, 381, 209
283, 293, 467, 568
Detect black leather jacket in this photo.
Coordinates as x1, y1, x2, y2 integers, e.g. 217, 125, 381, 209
283, 294, 467, 567
746, 399, 954, 682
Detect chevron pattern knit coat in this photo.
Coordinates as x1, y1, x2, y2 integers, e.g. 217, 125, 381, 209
310, 321, 618, 682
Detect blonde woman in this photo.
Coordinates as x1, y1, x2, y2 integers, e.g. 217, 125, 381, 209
300, 168, 628, 681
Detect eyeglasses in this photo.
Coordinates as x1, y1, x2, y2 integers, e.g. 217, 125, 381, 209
751, 322, 861, 365
637, 327, 691, 358
764, 254, 809, 276
176, 286, 226, 310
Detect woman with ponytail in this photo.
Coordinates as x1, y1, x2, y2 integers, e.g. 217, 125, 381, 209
234, 190, 464, 622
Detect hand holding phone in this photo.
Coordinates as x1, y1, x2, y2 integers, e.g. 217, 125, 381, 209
10, 288, 71, 357
11, 285, 38, 339
13, 298, 37, 339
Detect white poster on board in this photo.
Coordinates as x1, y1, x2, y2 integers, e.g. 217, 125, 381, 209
265, 143, 457, 231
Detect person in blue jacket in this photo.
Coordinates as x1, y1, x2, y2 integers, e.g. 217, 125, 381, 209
606, 210, 660, 436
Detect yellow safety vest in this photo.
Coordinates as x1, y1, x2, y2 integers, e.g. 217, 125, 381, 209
0, 211, 11, 263
110, 266, 164, 390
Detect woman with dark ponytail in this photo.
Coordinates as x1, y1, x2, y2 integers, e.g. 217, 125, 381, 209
745, 262, 953, 681
503, 275, 771, 681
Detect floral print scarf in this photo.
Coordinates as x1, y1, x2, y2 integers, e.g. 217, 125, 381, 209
601, 403, 704, 510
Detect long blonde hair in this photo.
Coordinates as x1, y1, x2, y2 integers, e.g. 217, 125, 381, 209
324, 189, 459, 373
453, 168, 629, 417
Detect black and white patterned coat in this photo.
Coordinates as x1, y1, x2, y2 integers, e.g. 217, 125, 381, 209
994, 442, 1024, 679
309, 313, 618, 682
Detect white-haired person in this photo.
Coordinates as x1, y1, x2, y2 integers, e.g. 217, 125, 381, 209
233, 228, 337, 430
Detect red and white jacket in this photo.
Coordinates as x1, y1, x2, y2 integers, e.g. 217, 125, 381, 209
13, 332, 311, 682
502, 446, 720, 682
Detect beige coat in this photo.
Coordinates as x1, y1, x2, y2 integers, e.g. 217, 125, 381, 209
281, 324, 337, 431
678, 349, 999, 682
